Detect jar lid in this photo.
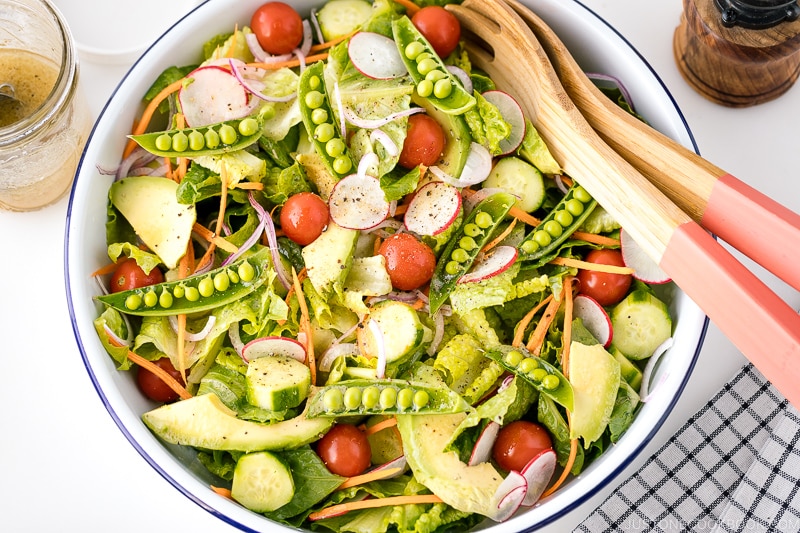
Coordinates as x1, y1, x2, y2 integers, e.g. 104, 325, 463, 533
50, 0, 203, 65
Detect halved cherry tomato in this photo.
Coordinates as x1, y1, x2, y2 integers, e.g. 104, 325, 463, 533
577, 249, 632, 306
378, 233, 436, 291
137, 358, 184, 403
316, 423, 371, 477
492, 420, 553, 472
250, 2, 304, 56
110, 258, 164, 293
398, 114, 445, 169
411, 6, 461, 58
279, 192, 330, 245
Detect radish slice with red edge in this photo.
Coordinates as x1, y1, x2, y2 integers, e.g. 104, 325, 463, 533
490, 471, 527, 522
241, 336, 306, 363
468, 421, 500, 466
404, 181, 462, 236
179, 65, 256, 127
348, 31, 408, 80
459, 245, 518, 284
620, 227, 672, 284
482, 90, 526, 155
572, 294, 613, 348
371, 455, 408, 478
520, 448, 557, 506
430, 142, 493, 187
328, 173, 391, 230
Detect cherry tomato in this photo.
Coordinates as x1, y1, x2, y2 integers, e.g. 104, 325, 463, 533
378, 233, 437, 291
136, 358, 184, 403
279, 192, 329, 245
411, 6, 461, 58
577, 249, 632, 306
398, 114, 446, 169
492, 420, 554, 472
250, 2, 304, 55
316, 423, 372, 477
109, 258, 164, 293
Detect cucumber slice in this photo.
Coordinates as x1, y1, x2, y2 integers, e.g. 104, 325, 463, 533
366, 300, 425, 363
316, 0, 372, 41
231, 451, 294, 513
246, 355, 311, 411
610, 289, 672, 360
483, 156, 545, 212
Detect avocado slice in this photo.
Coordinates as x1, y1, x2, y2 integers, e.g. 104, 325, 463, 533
110, 176, 196, 269
568, 342, 621, 446
411, 94, 471, 180
142, 393, 332, 453
301, 221, 358, 299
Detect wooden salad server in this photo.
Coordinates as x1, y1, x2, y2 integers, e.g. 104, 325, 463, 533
502, 0, 800, 293
447, 0, 800, 408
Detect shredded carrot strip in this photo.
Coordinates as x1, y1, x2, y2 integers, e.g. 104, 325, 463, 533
164, 156, 174, 181
309, 31, 357, 53
292, 268, 316, 386
175, 244, 194, 383
549, 256, 634, 275
123, 79, 184, 159
233, 182, 264, 190
570, 231, 620, 247
91, 262, 119, 277
509, 205, 542, 227
249, 52, 329, 70
363, 416, 398, 436
193, 163, 230, 272
542, 436, 578, 498
308, 495, 443, 521
561, 276, 575, 373
393, 203, 408, 216
192, 223, 239, 254
373, 236, 382, 256
392, 0, 421, 15
337, 467, 403, 490
526, 291, 562, 355
559, 175, 574, 188
210, 486, 233, 499
411, 298, 425, 310
107, 334, 192, 400
511, 294, 554, 348
482, 217, 517, 253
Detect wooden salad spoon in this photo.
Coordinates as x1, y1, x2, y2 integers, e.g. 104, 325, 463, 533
502, 0, 800, 293
447, 0, 800, 408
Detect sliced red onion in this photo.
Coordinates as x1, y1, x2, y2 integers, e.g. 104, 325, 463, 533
245, 32, 293, 63
299, 20, 312, 56
221, 215, 265, 267
586, 72, 636, 112
333, 81, 346, 138
343, 106, 424, 130
414, 290, 429, 304
640, 336, 674, 402
336, 321, 360, 344
228, 322, 245, 357
447, 65, 473, 95
357, 152, 379, 180
109, 146, 157, 181
95, 277, 135, 343
103, 323, 131, 348
427, 309, 446, 356
168, 315, 217, 342
367, 319, 387, 379
554, 174, 569, 195
193, 257, 215, 276
497, 374, 515, 393
294, 49, 308, 72
309, 9, 324, 44
384, 290, 419, 303
429, 143, 492, 188
364, 218, 403, 235
370, 128, 399, 156
388, 199, 397, 218
319, 342, 360, 372
229, 58, 297, 103
248, 192, 292, 290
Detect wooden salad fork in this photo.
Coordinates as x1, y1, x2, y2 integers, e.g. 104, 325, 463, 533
446, 0, 800, 408
502, 0, 800, 293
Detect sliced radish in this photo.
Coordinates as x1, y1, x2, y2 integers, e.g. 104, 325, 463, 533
490, 471, 527, 522
447, 65, 473, 95
429, 142, 493, 188
328, 173, 391, 230
520, 449, 557, 506
179, 65, 257, 127
573, 294, 613, 348
371, 455, 408, 478
620, 228, 672, 284
241, 336, 306, 363
404, 181, 462, 236
459, 246, 518, 284
482, 90, 526, 155
468, 421, 500, 466
348, 32, 408, 80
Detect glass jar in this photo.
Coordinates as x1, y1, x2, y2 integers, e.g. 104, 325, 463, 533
0, 0, 91, 211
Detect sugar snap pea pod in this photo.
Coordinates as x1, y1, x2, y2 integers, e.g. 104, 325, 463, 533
306, 379, 469, 418
129, 117, 262, 158
298, 61, 355, 180
485, 345, 573, 411
392, 16, 476, 115
518, 183, 597, 264
428, 191, 516, 314
95, 248, 272, 316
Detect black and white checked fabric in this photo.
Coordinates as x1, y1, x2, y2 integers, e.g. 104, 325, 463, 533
575, 364, 800, 533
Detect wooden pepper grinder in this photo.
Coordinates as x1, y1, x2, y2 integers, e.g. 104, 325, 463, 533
674, 0, 800, 106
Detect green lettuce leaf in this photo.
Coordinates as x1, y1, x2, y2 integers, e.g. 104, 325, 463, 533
106, 242, 162, 274
516, 119, 561, 174
463, 92, 511, 156
262, 162, 312, 205
608, 379, 640, 443
537, 394, 584, 475
93, 307, 133, 369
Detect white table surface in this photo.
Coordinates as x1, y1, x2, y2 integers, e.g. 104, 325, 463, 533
2, 1, 799, 531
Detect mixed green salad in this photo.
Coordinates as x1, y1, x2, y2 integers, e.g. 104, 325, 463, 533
92, 0, 675, 530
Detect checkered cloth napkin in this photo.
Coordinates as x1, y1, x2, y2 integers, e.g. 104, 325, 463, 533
575, 363, 800, 533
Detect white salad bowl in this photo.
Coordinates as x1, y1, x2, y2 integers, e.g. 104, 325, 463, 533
65, 0, 708, 531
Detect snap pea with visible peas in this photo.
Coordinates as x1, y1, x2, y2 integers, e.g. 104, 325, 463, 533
485, 345, 574, 411
428, 191, 517, 314
129, 117, 262, 158
306, 379, 469, 418
95, 247, 272, 316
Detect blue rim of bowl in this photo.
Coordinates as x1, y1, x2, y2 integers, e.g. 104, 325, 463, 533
64, 0, 708, 531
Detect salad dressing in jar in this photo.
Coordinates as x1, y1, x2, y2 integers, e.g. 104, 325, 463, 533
0, 0, 91, 211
